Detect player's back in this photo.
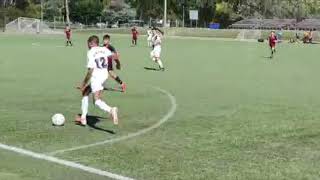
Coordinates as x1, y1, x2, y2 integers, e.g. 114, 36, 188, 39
153, 35, 161, 47
87, 47, 112, 77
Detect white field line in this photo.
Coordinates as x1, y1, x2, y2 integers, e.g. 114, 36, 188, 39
31, 42, 40, 46
0, 143, 134, 180
48, 87, 177, 155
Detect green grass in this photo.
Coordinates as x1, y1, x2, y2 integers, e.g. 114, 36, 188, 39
1, 32, 320, 180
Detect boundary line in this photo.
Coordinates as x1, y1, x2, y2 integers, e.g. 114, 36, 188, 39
48, 87, 177, 155
0, 143, 134, 180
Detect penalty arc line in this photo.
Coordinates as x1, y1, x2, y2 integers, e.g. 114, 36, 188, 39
48, 87, 177, 155
0, 143, 134, 180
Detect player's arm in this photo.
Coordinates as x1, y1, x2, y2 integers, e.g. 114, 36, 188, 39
78, 54, 94, 91
112, 52, 121, 70
109, 45, 121, 70
107, 56, 117, 79
114, 59, 121, 70
79, 68, 93, 91
82, 68, 93, 85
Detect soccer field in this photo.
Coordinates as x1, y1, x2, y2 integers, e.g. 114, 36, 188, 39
1, 33, 320, 180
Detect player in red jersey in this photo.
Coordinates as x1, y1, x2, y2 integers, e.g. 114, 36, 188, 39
268, 31, 277, 58
64, 25, 73, 46
131, 27, 139, 46
103, 34, 126, 92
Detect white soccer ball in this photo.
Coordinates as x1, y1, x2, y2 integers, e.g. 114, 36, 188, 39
51, 113, 65, 126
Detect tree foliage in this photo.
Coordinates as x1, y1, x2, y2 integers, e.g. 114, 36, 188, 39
1, 0, 320, 26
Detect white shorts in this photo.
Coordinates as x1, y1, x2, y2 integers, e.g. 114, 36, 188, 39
147, 36, 152, 41
90, 74, 108, 93
150, 47, 161, 59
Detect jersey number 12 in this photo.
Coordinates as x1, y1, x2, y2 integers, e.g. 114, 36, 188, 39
95, 57, 108, 69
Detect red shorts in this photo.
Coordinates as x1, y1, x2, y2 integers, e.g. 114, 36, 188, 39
66, 34, 71, 40
132, 36, 137, 40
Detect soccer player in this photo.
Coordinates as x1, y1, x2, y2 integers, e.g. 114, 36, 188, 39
268, 31, 277, 59
150, 28, 164, 71
64, 25, 73, 46
131, 27, 139, 46
147, 27, 153, 47
76, 35, 119, 126
103, 34, 127, 92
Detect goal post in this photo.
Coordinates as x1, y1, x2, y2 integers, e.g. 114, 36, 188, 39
236, 29, 262, 41
5, 17, 62, 34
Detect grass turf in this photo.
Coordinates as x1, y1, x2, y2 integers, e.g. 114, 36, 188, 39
0, 33, 320, 180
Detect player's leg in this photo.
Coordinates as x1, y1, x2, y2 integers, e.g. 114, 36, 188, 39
155, 58, 164, 70
109, 71, 126, 92
91, 79, 119, 125
94, 90, 119, 125
154, 49, 164, 70
75, 86, 91, 125
67, 36, 72, 46
69, 38, 73, 46
270, 46, 275, 58
134, 38, 137, 45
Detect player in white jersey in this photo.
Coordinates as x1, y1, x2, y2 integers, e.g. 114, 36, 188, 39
76, 35, 119, 126
150, 28, 164, 71
147, 27, 153, 47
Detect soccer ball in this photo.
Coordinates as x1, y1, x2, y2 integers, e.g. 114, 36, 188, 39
51, 113, 65, 126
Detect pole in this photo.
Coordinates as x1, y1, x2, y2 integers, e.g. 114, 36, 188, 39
163, 0, 167, 27
65, 0, 70, 25
182, 5, 185, 27
40, 0, 43, 23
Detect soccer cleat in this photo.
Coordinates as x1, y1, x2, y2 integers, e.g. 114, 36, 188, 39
160, 67, 165, 71
121, 82, 127, 92
75, 115, 87, 126
110, 107, 119, 125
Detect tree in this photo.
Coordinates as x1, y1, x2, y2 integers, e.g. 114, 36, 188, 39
65, 0, 70, 24
69, 0, 104, 24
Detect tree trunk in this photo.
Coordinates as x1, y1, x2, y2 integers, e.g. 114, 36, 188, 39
65, 0, 70, 25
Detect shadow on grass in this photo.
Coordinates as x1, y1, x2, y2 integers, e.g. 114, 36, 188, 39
262, 56, 272, 59
76, 114, 115, 134
103, 87, 123, 93
144, 67, 160, 71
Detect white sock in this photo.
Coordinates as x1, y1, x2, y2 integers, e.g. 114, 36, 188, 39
157, 59, 164, 68
95, 99, 112, 113
81, 96, 89, 119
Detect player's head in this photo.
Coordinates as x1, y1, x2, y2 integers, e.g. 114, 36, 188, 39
271, 31, 275, 36
87, 35, 99, 49
151, 27, 157, 34
153, 27, 164, 36
157, 28, 164, 36
103, 34, 110, 45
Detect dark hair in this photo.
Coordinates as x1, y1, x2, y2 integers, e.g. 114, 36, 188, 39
151, 27, 164, 35
103, 34, 110, 40
87, 35, 99, 45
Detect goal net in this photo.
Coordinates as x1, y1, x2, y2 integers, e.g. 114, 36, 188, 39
236, 29, 262, 41
5, 17, 61, 34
